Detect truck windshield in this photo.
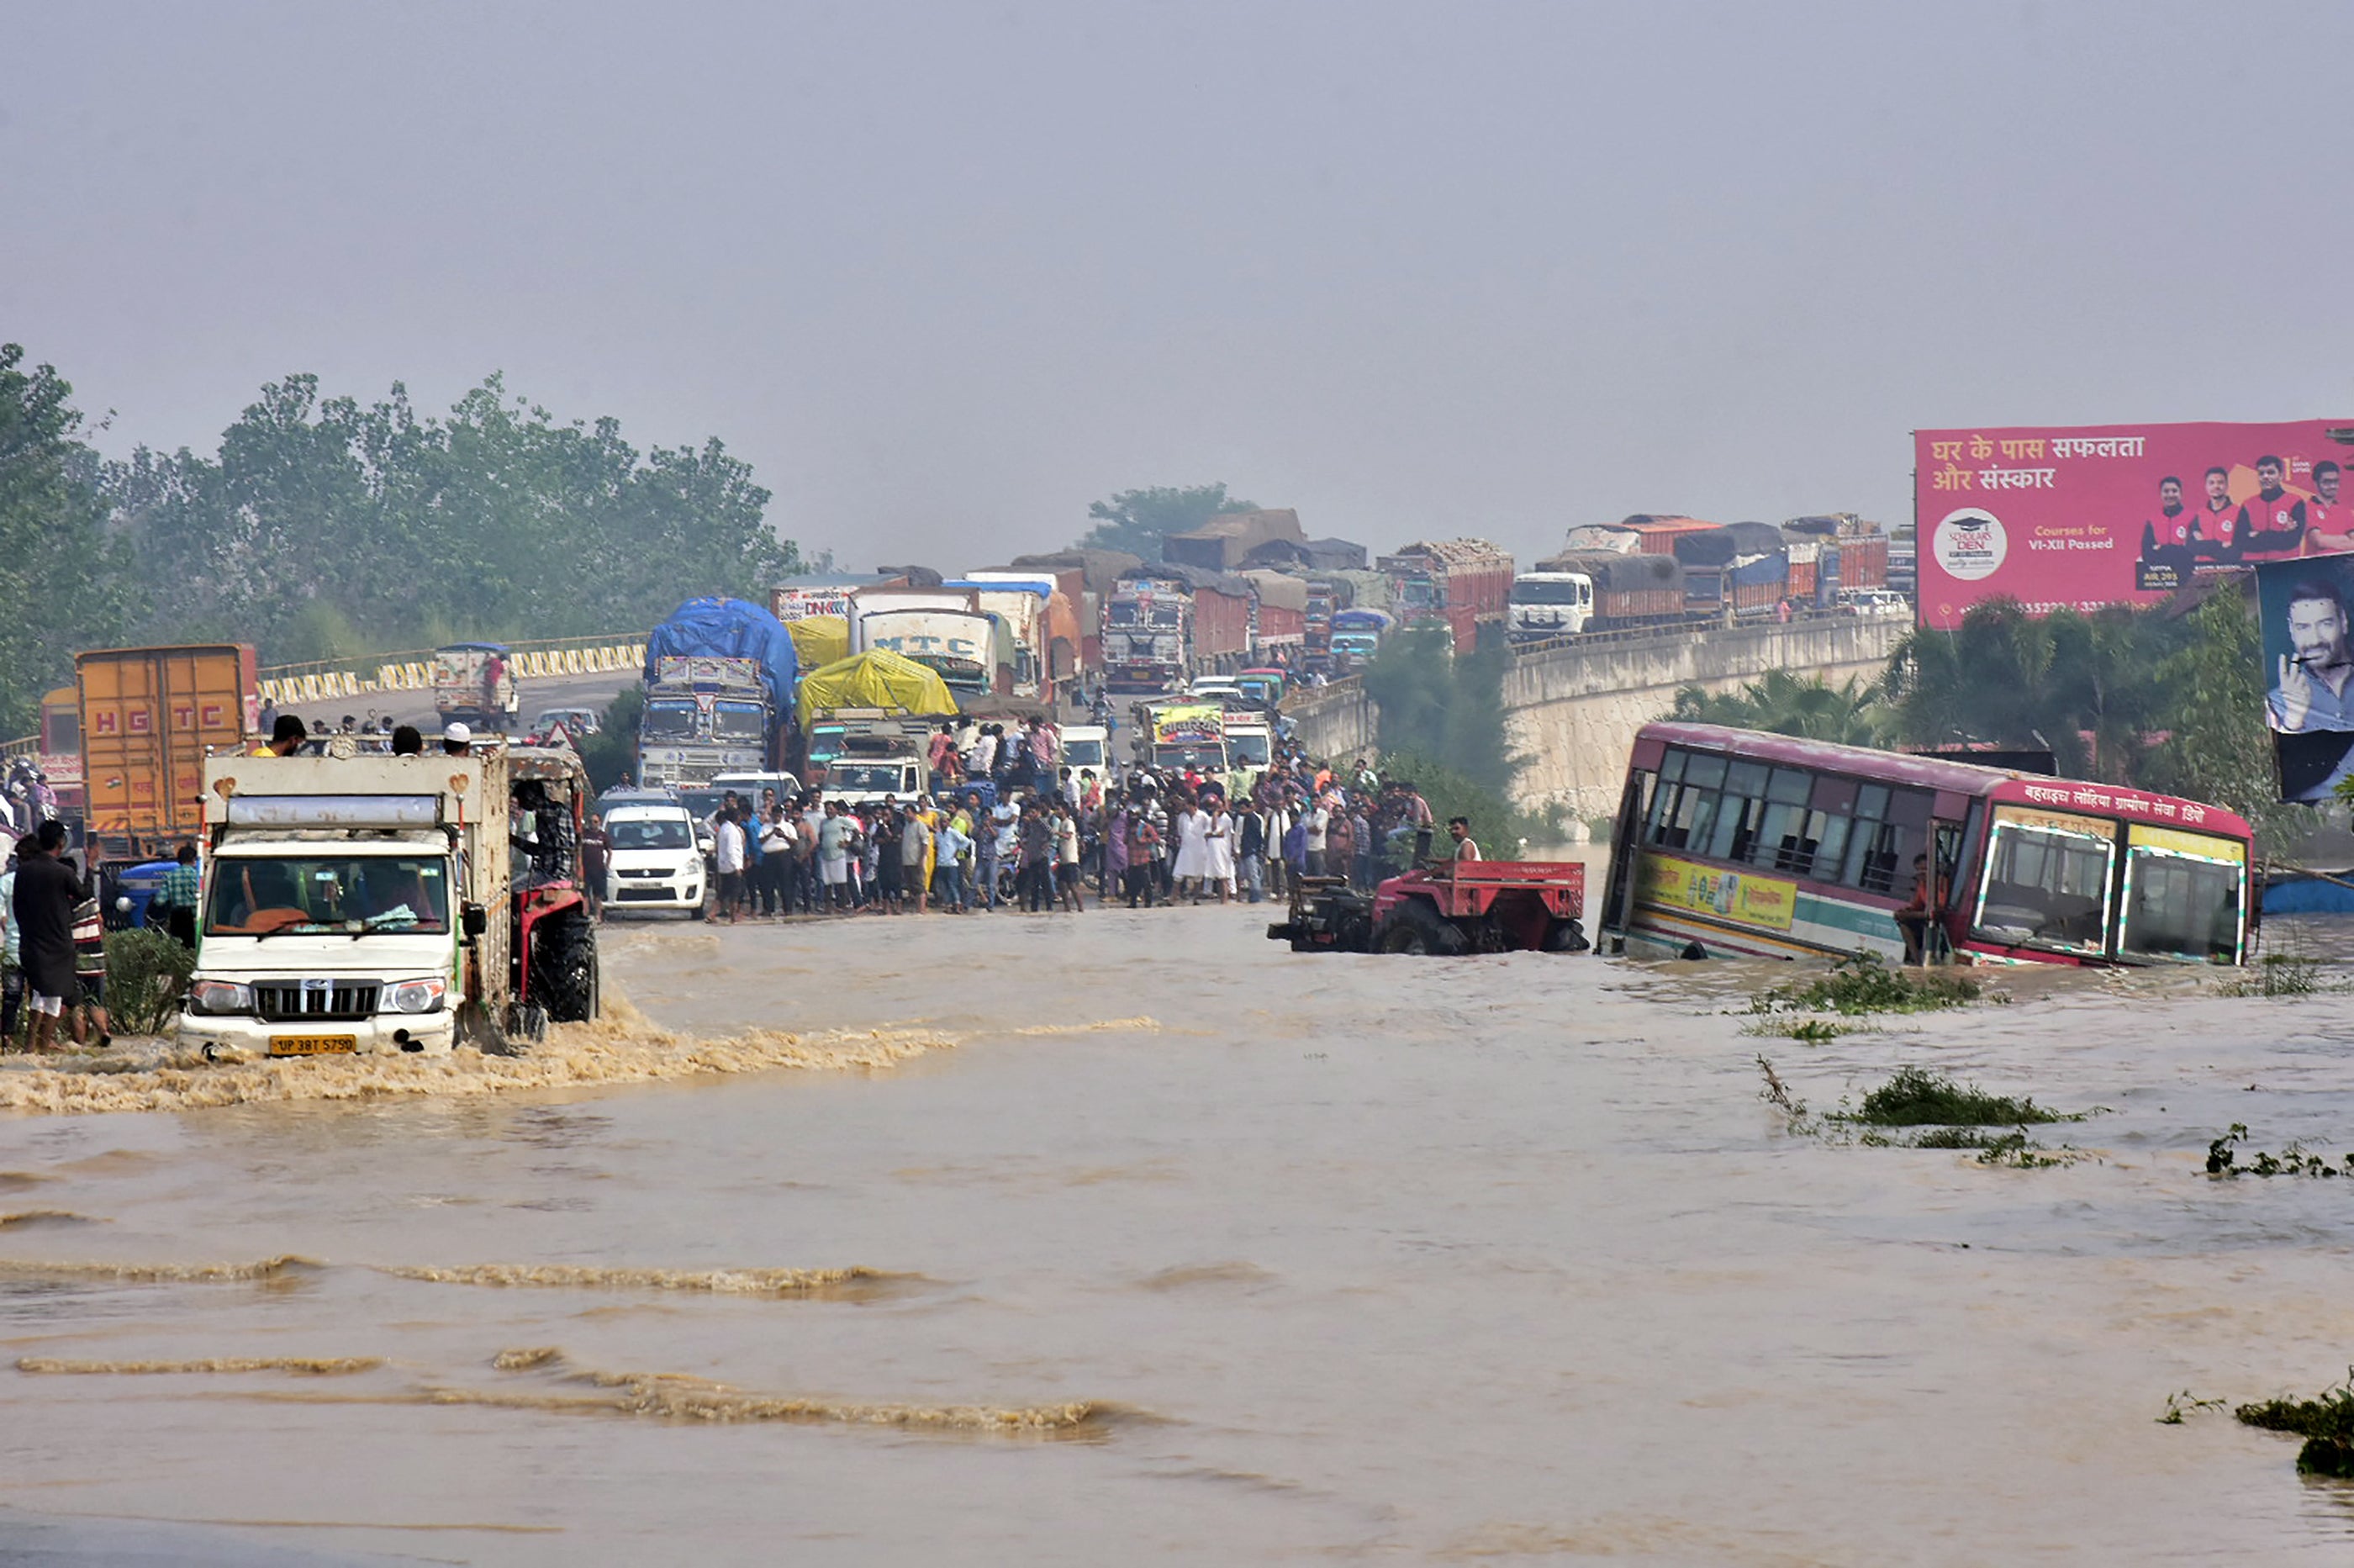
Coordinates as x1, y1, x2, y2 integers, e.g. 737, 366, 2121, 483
208, 856, 450, 936
1512, 580, 1586, 604
642, 701, 700, 742
1227, 732, 1270, 766
712, 702, 767, 742
830, 763, 914, 793
1063, 739, 1106, 768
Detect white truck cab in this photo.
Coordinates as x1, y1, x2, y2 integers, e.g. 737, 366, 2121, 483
178, 749, 599, 1059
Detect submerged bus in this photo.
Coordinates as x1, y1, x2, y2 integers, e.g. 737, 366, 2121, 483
1597, 723, 2251, 968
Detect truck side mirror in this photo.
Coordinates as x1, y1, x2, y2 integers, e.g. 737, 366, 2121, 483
462, 903, 488, 938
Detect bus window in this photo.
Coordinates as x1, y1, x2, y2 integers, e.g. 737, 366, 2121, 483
1976, 812, 2115, 955
2120, 830, 2246, 963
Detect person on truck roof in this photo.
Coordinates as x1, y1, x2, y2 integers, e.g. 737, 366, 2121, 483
253, 715, 307, 758
441, 721, 473, 756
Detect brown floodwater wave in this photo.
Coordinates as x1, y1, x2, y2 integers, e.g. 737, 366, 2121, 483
18, 1355, 381, 1375
0, 1210, 98, 1230
0, 993, 999, 1117
385, 1262, 916, 1299
0, 1254, 320, 1284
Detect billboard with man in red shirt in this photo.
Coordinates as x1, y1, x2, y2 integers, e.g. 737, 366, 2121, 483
1913, 419, 2353, 631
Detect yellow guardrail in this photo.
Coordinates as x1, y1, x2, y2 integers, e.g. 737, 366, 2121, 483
254, 640, 648, 706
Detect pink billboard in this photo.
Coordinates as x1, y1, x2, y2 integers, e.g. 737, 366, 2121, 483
1913, 419, 2353, 631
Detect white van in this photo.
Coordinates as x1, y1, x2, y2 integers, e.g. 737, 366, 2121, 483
602, 802, 706, 917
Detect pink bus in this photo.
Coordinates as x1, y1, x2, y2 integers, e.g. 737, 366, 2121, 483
1597, 723, 2252, 968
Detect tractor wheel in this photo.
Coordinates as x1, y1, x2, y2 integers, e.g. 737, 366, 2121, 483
1376, 900, 1466, 956
1544, 919, 1591, 954
532, 907, 602, 1024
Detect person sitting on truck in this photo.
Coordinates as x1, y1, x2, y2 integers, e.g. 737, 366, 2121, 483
1446, 816, 1482, 866
390, 725, 423, 756
441, 721, 473, 756
252, 714, 308, 758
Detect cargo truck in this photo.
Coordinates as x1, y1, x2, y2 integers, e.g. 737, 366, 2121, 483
1378, 540, 1515, 653
431, 642, 520, 731
177, 746, 599, 1059
78, 644, 259, 860
640, 597, 800, 788
1104, 573, 1191, 694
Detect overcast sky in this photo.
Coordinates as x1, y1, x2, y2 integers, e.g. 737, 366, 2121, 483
7, 1, 2351, 576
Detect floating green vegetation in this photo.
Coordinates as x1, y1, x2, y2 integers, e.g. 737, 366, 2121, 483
1750, 953, 1988, 1016
1740, 1016, 1863, 1043
1755, 1059, 2091, 1165
1836, 1065, 2078, 1128
2204, 1124, 2354, 1178
2214, 953, 2337, 998
2235, 1371, 2354, 1477
2156, 1390, 2228, 1426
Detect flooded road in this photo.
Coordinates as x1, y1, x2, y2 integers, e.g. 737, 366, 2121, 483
5, 895, 2354, 1563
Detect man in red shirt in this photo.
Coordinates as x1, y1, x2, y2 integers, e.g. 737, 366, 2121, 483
2304, 461, 2351, 556
2188, 466, 2241, 562
2235, 454, 2309, 557
2138, 475, 2195, 574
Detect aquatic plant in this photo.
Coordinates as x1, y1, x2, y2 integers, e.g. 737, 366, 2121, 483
2214, 953, 2334, 998
2236, 1370, 2354, 1476
1837, 1065, 2077, 1127
2204, 1125, 2354, 1178
1750, 953, 1985, 1016
2156, 1391, 2227, 1425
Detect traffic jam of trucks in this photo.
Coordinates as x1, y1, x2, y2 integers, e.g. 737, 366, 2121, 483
0, 503, 1905, 1059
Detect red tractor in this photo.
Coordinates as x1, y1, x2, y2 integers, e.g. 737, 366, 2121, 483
1270, 861, 1589, 955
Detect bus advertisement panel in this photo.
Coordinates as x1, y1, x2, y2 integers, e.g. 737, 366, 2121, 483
1914, 420, 2352, 631
2254, 553, 2354, 801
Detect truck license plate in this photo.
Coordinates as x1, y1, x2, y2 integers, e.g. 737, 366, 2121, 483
268, 1034, 357, 1057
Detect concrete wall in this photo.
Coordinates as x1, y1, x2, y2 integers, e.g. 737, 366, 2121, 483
1285, 678, 1377, 763
1504, 619, 1906, 826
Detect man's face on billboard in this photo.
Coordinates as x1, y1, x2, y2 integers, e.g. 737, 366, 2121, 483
2257, 461, 2284, 493
2160, 479, 2182, 507
2206, 471, 2231, 504
2288, 597, 2350, 668
2320, 470, 2341, 504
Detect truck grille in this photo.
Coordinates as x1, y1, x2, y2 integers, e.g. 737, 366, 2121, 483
253, 981, 382, 1022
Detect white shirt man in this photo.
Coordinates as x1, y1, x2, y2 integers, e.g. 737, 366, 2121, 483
714, 816, 747, 877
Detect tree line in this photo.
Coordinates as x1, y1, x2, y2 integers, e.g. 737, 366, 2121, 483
0, 346, 800, 736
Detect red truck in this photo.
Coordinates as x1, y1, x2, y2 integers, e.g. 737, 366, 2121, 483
1190, 578, 1254, 673
1270, 860, 1588, 955
1377, 540, 1516, 654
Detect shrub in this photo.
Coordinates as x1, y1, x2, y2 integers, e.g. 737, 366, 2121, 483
104, 927, 196, 1036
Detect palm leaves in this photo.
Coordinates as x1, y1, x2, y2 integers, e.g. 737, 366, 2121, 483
1670, 668, 1894, 749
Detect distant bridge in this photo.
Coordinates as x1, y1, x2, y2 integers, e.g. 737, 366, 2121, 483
1285, 617, 1907, 827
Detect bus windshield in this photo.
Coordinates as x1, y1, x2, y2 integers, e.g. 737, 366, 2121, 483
2120, 833, 2245, 963
1974, 813, 2114, 955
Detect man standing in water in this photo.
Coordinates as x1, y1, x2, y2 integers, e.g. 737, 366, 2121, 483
10, 823, 79, 1053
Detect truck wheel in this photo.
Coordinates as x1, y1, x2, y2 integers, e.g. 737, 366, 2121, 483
533, 908, 601, 1024
1377, 900, 1465, 956
1544, 919, 1591, 954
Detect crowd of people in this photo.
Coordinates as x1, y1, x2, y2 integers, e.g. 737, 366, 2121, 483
604, 731, 1468, 925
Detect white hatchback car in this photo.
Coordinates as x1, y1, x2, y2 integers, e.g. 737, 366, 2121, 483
602, 803, 705, 917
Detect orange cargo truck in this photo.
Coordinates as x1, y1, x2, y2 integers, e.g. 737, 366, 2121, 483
78, 644, 259, 857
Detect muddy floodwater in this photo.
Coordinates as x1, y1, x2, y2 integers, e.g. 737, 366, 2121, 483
6, 884, 2354, 1564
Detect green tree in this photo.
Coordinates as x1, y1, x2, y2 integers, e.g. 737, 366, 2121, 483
104, 372, 801, 663
2142, 589, 2299, 855
1670, 669, 1894, 747
1359, 626, 1523, 797
1077, 483, 1254, 558
0, 346, 135, 734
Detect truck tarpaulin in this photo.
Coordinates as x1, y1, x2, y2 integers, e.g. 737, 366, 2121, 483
1914, 420, 2354, 631
795, 650, 958, 729
646, 597, 800, 712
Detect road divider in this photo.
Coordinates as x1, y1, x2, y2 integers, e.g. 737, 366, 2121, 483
256, 641, 647, 708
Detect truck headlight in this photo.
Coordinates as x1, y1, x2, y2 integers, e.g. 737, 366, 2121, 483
387, 977, 447, 1014
188, 980, 253, 1016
